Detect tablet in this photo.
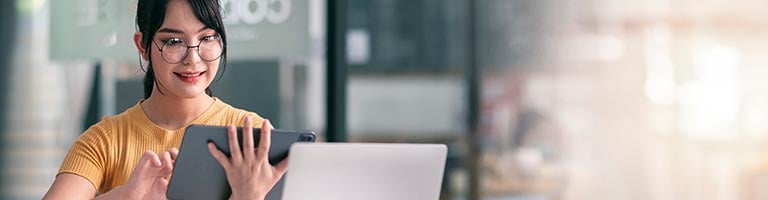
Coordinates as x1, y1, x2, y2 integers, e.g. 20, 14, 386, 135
167, 124, 316, 200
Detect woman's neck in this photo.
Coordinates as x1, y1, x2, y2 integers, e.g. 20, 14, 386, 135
141, 93, 215, 130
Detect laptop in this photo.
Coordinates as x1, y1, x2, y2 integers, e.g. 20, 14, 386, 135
281, 143, 448, 200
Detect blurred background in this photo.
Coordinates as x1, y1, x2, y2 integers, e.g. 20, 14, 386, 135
3, 0, 768, 199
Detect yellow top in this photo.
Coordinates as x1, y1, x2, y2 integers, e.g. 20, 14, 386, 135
57, 97, 264, 194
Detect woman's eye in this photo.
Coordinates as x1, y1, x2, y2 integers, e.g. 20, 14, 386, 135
202, 35, 219, 41
164, 38, 184, 46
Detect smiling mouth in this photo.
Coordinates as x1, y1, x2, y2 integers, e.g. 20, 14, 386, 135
174, 71, 206, 83
174, 71, 205, 77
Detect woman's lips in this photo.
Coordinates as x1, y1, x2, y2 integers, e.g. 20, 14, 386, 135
174, 71, 205, 83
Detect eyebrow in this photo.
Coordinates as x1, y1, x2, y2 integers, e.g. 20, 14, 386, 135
157, 27, 211, 34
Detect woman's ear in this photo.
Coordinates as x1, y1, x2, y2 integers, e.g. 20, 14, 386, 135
133, 32, 148, 61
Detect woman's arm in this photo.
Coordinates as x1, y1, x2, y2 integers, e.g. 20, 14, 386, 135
43, 175, 135, 200
43, 149, 178, 200
43, 174, 98, 200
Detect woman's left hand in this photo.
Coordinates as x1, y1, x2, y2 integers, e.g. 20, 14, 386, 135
207, 116, 288, 200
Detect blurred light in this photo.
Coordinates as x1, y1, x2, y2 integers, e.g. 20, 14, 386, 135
680, 41, 742, 139
515, 147, 544, 174
644, 23, 676, 106
308, 0, 324, 39
742, 101, 768, 137
691, 42, 741, 82
17, 0, 46, 14
596, 34, 625, 62
557, 34, 625, 63
347, 29, 370, 65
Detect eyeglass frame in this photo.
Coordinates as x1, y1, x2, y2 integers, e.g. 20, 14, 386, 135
151, 36, 224, 64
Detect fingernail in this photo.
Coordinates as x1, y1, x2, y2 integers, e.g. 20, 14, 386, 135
246, 116, 252, 123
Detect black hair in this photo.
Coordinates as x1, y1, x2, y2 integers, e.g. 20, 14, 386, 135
135, 0, 227, 99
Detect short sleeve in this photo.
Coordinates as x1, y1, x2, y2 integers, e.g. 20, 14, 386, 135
57, 123, 111, 191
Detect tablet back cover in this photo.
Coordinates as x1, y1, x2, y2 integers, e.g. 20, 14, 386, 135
167, 125, 316, 200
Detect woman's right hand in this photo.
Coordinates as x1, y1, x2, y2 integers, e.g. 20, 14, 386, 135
208, 117, 289, 200
118, 148, 178, 200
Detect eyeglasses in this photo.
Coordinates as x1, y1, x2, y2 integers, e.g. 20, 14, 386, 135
153, 35, 223, 64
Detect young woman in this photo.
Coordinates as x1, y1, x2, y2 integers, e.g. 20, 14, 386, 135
43, 0, 285, 199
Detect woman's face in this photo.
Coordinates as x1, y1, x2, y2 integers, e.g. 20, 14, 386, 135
149, 0, 221, 99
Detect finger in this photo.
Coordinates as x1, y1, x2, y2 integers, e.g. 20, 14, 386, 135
143, 150, 162, 167
208, 142, 231, 169
127, 151, 160, 187
257, 119, 273, 159
132, 151, 154, 178
168, 147, 179, 161
274, 156, 289, 177
168, 147, 179, 165
227, 125, 243, 164
159, 151, 174, 180
242, 116, 255, 162
136, 151, 151, 169
141, 151, 162, 179
161, 151, 173, 172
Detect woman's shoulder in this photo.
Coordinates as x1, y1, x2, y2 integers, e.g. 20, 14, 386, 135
209, 98, 265, 125
81, 103, 146, 137
77, 115, 118, 143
